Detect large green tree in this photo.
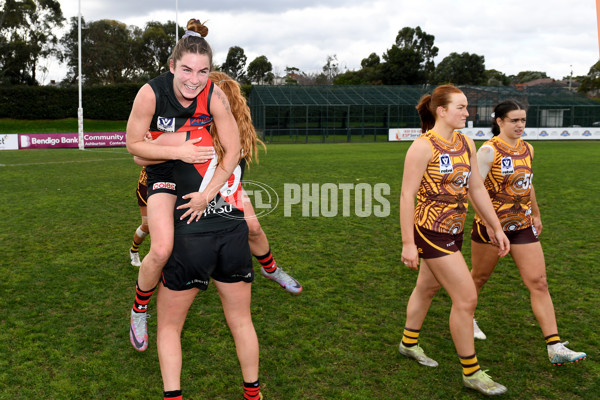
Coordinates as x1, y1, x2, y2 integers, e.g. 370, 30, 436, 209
433, 52, 486, 85
247, 55, 273, 84
380, 26, 438, 84
138, 21, 183, 80
60, 18, 145, 85
577, 60, 600, 96
221, 46, 247, 82
0, 0, 65, 85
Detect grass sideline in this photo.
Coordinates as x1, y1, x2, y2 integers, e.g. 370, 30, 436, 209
1, 124, 599, 398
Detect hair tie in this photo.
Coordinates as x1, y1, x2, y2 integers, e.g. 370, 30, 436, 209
182, 30, 203, 39
491, 112, 495, 118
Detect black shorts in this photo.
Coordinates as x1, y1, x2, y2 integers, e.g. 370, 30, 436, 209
146, 161, 177, 198
161, 222, 253, 291
471, 220, 539, 245
414, 225, 463, 259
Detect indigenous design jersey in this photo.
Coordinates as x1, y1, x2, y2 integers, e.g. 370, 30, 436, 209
474, 136, 534, 231
138, 166, 147, 187
173, 130, 245, 234
147, 72, 214, 139
415, 130, 472, 234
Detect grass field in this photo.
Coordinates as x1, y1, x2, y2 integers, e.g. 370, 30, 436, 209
0, 123, 599, 399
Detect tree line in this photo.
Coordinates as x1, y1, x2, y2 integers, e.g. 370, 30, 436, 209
1, 1, 599, 96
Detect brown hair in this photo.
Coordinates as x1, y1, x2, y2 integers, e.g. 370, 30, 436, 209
171, 18, 212, 67
416, 85, 464, 133
209, 71, 265, 166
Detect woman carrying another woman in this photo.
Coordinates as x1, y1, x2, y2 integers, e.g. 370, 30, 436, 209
138, 72, 263, 398
470, 100, 586, 366
399, 85, 510, 396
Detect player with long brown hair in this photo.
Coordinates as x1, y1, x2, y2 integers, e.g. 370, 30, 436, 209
398, 85, 510, 396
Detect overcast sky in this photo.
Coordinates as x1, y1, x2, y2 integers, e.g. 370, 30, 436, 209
43, 0, 599, 84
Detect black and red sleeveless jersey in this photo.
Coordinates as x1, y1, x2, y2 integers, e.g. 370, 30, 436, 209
147, 72, 214, 139
172, 130, 245, 234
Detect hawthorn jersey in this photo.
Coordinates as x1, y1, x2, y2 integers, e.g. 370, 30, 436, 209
138, 166, 147, 187
172, 130, 245, 234
474, 136, 534, 231
147, 72, 214, 139
414, 130, 473, 234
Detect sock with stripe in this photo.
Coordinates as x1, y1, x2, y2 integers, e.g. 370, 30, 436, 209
164, 389, 182, 399
243, 380, 261, 400
401, 327, 420, 348
255, 249, 278, 273
545, 333, 561, 346
132, 281, 156, 313
459, 353, 481, 376
130, 239, 142, 253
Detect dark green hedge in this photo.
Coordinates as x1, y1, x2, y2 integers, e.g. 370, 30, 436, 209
0, 84, 143, 120
0, 83, 253, 120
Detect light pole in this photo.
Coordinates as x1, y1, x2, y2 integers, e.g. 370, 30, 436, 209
78, 0, 84, 150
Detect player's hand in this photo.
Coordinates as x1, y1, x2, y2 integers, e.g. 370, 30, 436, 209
401, 243, 420, 270
489, 229, 510, 257
143, 131, 154, 142
532, 215, 543, 236
177, 192, 210, 223
178, 138, 215, 164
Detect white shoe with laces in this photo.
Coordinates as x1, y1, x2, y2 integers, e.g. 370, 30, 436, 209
129, 249, 141, 267
473, 318, 487, 340
548, 341, 587, 366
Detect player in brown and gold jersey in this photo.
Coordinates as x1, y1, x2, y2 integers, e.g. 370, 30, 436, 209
398, 85, 510, 396
470, 100, 586, 366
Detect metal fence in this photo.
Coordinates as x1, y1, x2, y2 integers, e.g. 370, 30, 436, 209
248, 85, 600, 143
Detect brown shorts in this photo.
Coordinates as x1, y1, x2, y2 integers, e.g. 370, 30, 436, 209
470, 220, 539, 244
136, 182, 148, 207
414, 225, 463, 259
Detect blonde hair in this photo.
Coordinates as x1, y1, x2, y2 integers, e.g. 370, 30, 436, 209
209, 71, 265, 166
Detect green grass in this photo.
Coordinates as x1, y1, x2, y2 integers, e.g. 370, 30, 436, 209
0, 120, 598, 399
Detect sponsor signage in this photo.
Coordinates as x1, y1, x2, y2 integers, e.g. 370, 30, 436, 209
16, 132, 126, 149
0, 134, 19, 150
389, 128, 600, 141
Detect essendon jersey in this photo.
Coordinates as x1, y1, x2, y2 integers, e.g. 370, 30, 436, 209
474, 136, 534, 232
414, 130, 473, 234
172, 130, 245, 234
147, 72, 214, 139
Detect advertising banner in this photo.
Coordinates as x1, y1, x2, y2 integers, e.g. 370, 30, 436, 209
0, 134, 19, 150
16, 132, 126, 149
389, 128, 600, 141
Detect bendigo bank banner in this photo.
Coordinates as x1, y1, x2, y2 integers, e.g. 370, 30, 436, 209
13, 132, 127, 150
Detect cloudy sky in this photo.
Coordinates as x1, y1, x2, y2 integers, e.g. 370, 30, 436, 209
44, 0, 599, 84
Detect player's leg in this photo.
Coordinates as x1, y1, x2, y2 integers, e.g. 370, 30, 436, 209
512, 241, 586, 365
156, 283, 198, 399
399, 258, 442, 367
242, 190, 302, 294
214, 280, 261, 400
427, 251, 506, 395
130, 205, 149, 267
130, 192, 175, 351
470, 239, 501, 340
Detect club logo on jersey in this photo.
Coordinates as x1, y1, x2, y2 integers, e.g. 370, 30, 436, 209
190, 114, 213, 126
157, 116, 176, 132
501, 157, 514, 175
439, 154, 453, 174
